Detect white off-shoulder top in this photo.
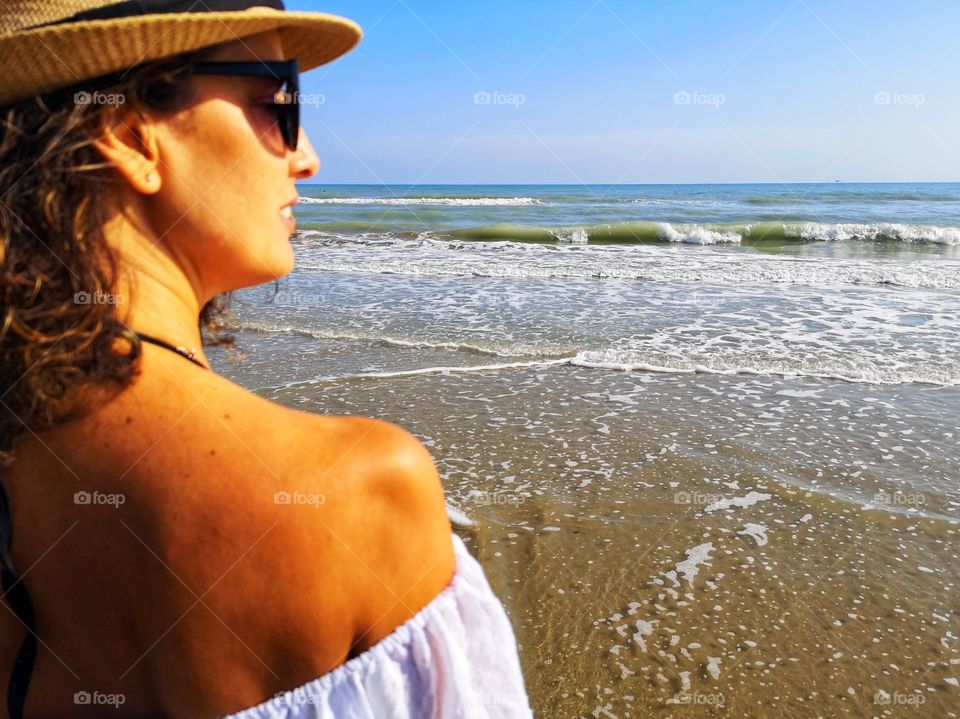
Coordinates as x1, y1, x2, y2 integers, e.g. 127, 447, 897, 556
220, 533, 534, 719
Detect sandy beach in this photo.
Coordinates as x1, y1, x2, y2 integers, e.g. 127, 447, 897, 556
214, 183, 960, 717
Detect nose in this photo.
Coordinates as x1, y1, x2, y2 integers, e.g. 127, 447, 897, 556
292, 127, 320, 179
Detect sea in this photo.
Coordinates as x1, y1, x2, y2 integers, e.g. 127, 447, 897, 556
212, 183, 960, 718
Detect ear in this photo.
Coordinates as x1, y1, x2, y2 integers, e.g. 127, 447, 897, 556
90, 106, 162, 195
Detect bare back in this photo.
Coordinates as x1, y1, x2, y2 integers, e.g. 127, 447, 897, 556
0, 346, 455, 718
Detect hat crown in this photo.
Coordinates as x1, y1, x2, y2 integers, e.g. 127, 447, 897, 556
0, 1, 359, 110
0, 1, 114, 34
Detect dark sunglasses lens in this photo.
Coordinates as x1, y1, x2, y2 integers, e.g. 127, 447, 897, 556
285, 65, 300, 150
278, 103, 297, 151
275, 101, 296, 151
191, 61, 300, 151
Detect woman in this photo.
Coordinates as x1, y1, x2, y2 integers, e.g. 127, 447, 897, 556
0, 2, 532, 717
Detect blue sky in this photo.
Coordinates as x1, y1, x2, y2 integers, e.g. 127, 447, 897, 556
288, 1, 960, 184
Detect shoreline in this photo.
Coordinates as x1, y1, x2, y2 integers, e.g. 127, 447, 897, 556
215, 353, 960, 716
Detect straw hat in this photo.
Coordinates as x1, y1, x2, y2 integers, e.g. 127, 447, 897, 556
0, 0, 362, 108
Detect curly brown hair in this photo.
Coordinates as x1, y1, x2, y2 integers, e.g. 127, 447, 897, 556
0, 47, 242, 466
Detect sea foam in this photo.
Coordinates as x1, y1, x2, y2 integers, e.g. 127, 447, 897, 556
294, 233, 960, 290
298, 196, 541, 206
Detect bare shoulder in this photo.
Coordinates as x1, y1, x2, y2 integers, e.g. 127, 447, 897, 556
277, 412, 457, 654
147, 371, 454, 567
111, 371, 454, 699
189, 380, 457, 655
2, 362, 455, 714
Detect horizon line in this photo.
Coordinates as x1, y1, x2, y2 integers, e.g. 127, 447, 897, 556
297, 180, 960, 186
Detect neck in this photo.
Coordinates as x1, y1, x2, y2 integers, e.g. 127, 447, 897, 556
104, 211, 209, 365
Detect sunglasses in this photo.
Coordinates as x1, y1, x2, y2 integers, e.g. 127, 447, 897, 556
190, 60, 300, 151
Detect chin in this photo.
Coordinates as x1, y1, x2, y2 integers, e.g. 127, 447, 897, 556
261, 242, 297, 281
232, 242, 296, 288
272, 240, 297, 276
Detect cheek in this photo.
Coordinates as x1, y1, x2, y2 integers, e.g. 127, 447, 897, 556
153, 102, 293, 281
162, 105, 261, 232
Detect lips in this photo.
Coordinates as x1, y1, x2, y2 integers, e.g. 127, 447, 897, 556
280, 196, 298, 230
280, 207, 296, 232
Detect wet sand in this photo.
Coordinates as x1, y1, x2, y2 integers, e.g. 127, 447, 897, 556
247, 360, 960, 718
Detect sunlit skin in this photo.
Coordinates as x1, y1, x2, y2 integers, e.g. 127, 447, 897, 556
95, 31, 319, 365
0, 31, 455, 718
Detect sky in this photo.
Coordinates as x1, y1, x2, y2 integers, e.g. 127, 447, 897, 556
287, 0, 960, 184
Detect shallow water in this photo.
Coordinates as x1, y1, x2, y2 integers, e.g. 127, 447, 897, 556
213, 183, 960, 716
217, 356, 960, 717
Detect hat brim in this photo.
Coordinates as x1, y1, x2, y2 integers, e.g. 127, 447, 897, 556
0, 7, 362, 108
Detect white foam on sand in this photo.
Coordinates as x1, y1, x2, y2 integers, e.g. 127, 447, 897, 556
665, 543, 714, 587
707, 656, 722, 680
446, 503, 475, 526
739, 523, 769, 546
633, 619, 657, 652
704, 491, 772, 513
775, 388, 823, 398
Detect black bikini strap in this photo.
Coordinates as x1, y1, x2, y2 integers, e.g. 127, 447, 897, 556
135, 332, 208, 370
0, 471, 37, 719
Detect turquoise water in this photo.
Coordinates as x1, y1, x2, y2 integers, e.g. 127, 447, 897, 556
294, 182, 960, 252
